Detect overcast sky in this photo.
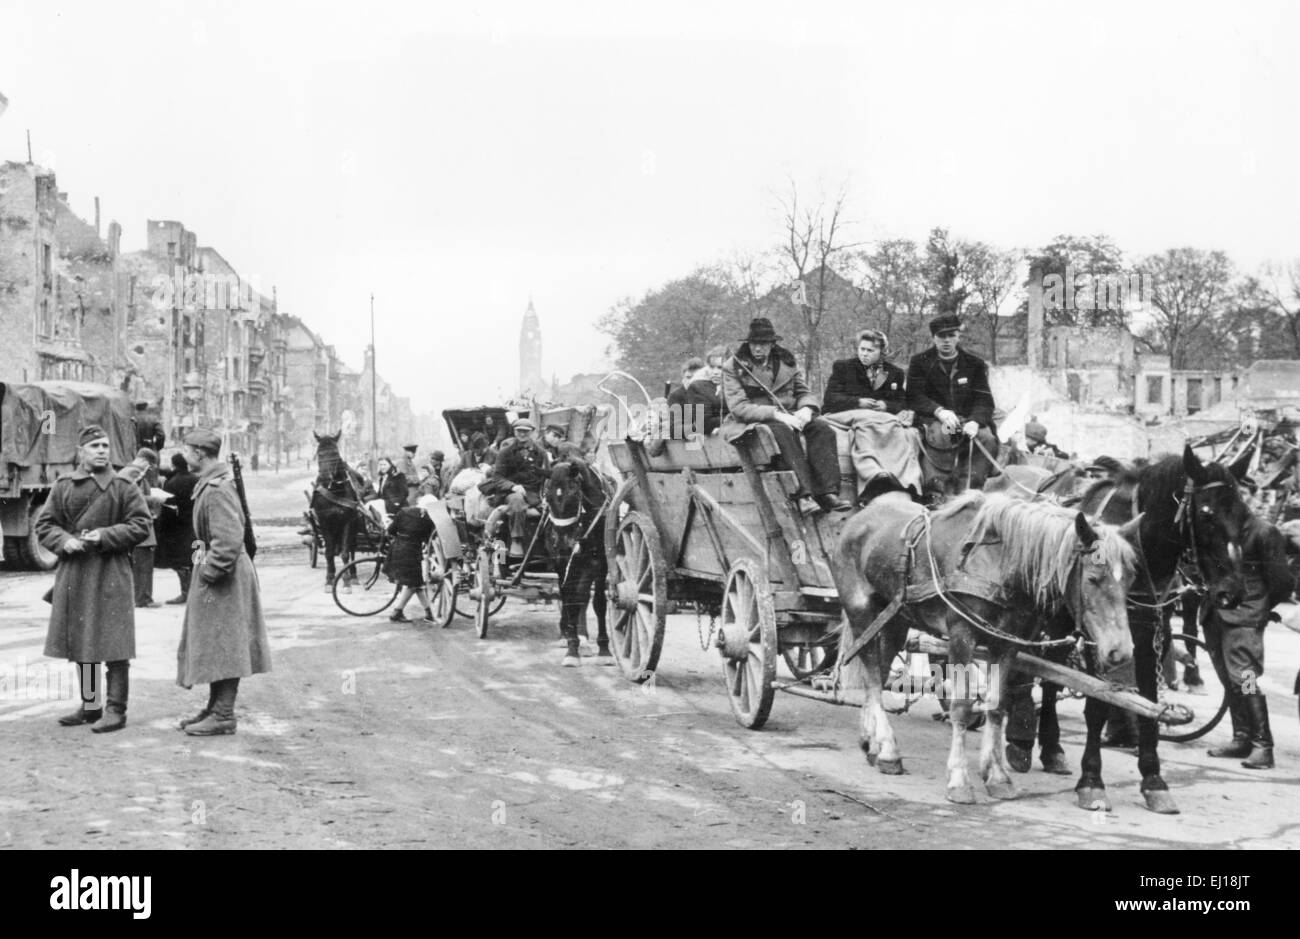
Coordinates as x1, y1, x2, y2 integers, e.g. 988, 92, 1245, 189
2, 0, 1297, 411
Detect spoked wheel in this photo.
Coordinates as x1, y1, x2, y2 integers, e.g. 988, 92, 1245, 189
1158, 632, 1229, 743
780, 637, 838, 680
332, 556, 399, 617
606, 511, 667, 683
475, 548, 496, 639
718, 558, 777, 729
455, 540, 505, 620
425, 536, 457, 628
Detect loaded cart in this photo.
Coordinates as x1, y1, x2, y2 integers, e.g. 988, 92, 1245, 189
603, 426, 1204, 735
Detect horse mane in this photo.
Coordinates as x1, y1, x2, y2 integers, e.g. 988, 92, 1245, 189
965, 494, 1136, 612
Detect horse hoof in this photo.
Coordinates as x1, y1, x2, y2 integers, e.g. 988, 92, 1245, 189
877, 758, 904, 776
946, 784, 977, 805
1143, 790, 1180, 815
986, 780, 1018, 801
323, 585, 333, 593
561, 655, 580, 668
1005, 743, 1031, 774
1076, 788, 1111, 812
1040, 750, 1072, 775
860, 740, 877, 764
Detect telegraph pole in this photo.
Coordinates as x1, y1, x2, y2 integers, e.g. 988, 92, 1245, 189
369, 293, 377, 479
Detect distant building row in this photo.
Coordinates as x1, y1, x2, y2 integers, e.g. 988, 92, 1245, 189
0, 160, 430, 464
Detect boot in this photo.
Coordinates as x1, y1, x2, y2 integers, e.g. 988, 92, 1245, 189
1207, 688, 1251, 758
179, 684, 219, 730
813, 493, 853, 514
90, 661, 129, 734
185, 678, 238, 736
58, 662, 102, 726
1240, 694, 1274, 769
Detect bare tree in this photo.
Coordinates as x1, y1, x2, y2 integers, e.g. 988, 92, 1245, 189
1261, 260, 1300, 358
773, 180, 862, 381
1140, 248, 1235, 369
961, 241, 1023, 365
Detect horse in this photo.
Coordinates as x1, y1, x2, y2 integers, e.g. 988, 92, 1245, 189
1004, 446, 1249, 812
831, 490, 1137, 804
983, 462, 1090, 503
310, 430, 370, 591
543, 454, 611, 665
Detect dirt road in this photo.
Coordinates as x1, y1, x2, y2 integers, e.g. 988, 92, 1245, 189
2, 471, 1298, 849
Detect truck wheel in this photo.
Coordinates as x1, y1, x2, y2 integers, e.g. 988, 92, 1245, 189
17, 504, 58, 571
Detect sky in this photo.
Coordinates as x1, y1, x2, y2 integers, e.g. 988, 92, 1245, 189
2, 0, 1297, 412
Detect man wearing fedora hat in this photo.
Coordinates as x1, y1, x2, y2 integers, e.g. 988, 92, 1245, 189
906, 313, 999, 497
37, 424, 154, 733
721, 318, 851, 514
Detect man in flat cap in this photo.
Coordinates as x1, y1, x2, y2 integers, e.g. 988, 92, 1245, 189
487, 417, 552, 556
721, 318, 852, 514
38, 424, 154, 733
175, 428, 272, 735
906, 314, 999, 499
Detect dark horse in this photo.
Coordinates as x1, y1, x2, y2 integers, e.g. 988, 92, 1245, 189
1030, 446, 1250, 814
311, 430, 370, 591
543, 451, 611, 666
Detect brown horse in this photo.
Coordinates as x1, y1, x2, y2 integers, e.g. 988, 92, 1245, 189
831, 491, 1137, 803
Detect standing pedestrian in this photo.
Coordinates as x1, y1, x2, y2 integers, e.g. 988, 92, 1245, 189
158, 452, 198, 604
386, 495, 439, 623
37, 425, 153, 732
398, 444, 420, 506
119, 447, 165, 608
175, 429, 272, 736
1204, 512, 1294, 769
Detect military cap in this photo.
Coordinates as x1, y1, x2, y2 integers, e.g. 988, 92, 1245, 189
430, 450, 445, 461
135, 447, 160, 465
929, 313, 963, 336
1024, 421, 1048, 443
78, 425, 110, 446
512, 417, 536, 432
182, 429, 223, 453
403, 444, 418, 453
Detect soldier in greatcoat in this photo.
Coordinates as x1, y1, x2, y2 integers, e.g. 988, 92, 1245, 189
38, 424, 153, 732
175, 429, 272, 736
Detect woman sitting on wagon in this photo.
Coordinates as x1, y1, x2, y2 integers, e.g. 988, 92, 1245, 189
822, 329, 923, 504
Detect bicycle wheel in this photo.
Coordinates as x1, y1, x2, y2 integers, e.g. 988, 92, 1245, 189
1158, 632, 1229, 743
332, 556, 399, 617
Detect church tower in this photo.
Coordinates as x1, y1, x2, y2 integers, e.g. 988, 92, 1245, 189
518, 298, 545, 398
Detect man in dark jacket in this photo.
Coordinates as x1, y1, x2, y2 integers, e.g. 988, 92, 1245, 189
906, 314, 999, 496
1204, 513, 1295, 769
488, 418, 551, 555
38, 425, 153, 733
721, 318, 851, 514
159, 452, 198, 604
667, 357, 723, 439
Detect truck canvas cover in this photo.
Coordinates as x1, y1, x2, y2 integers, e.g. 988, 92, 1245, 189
0, 382, 136, 468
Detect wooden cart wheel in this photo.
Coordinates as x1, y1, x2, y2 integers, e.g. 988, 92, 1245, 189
606, 511, 667, 683
475, 547, 495, 639
425, 535, 457, 629
718, 558, 778, 729
780, 639, 838, 681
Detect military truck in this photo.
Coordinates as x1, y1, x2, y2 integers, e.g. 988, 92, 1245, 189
0, 381, 138, 570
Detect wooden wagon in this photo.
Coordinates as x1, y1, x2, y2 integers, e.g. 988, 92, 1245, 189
603, 425, 1184, 732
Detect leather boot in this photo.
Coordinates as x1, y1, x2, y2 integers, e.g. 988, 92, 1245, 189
1207, 688, 1251, 758
58, 662, 102, 726
179, 684, 219, 730
1240, 694, 1274, 769
90, 661, 129, 733
184, 678, 238, 736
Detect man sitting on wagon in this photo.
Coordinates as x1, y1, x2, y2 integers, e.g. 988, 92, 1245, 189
906, 313, 1000, 499
721, 318, 852, 515
482, 417, 551, 557
823, 328, 924, 504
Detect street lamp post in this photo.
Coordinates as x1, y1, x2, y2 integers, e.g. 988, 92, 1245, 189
369, 293, 377, 479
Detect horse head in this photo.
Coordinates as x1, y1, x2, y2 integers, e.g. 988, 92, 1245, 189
1180, 444, 1249, 609
1066, 512, 1136, 671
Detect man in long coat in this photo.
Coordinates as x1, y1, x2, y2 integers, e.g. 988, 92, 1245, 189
721, 318, 851, 514
38, 424, 153, 732
176, 429, 272, 736
158, 452, 198, 604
